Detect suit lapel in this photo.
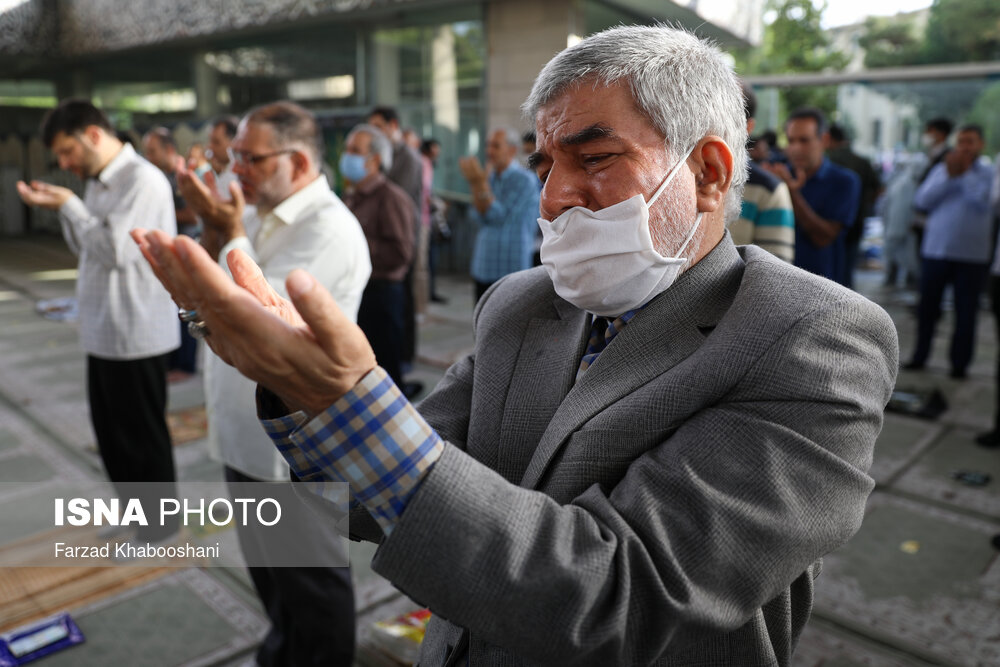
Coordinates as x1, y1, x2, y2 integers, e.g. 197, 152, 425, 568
519, 234, 744, 490
495, 299, 588, 482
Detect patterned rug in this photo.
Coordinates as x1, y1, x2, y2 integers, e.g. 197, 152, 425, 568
0, 562, 169, 634
167, 407, 208, 446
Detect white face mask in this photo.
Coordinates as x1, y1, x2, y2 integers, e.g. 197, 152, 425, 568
920, 133, 935, 149
537, 146, 703, 316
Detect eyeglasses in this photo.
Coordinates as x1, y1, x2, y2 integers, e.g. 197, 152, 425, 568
227, 147, 295, 167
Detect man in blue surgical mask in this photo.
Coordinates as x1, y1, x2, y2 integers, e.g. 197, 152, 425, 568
340, 123, 415, 391
136, 26, 897, 667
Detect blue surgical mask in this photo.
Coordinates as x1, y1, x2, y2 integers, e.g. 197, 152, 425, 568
339, 153, 368, 183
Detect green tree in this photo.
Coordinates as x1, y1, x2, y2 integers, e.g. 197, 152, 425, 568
859, 16, 922, 68
965, 81, 1000, 155
858, 0, 1000, 67
921, 0, 1000, 64
734, 0, 849, 116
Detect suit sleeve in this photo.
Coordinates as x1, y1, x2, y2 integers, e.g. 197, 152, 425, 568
369, 295, 897, 665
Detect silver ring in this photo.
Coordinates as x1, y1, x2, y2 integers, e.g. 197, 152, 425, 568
178, 308, 200, 323
187, 320, 210, 339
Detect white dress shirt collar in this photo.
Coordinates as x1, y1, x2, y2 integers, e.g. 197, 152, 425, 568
95, 143, 136, 187
270, 174, 330, 226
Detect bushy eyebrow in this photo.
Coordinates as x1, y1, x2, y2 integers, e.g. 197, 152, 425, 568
559, 123, 618, 147
526, 124, 619, 171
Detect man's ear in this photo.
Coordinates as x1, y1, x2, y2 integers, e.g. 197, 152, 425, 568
290, 150, 311, 179
691, 135, 733, 214
82, 125, 104, 148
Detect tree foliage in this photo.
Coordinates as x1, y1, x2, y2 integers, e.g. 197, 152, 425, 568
922, 0, 1000, 64
859, 16, 922, 69
859, 0, 1000, 68
965, 81, 1000, 154
734, 0, 848, 117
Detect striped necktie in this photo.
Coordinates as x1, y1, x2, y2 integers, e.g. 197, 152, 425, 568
578, 309, 640, 376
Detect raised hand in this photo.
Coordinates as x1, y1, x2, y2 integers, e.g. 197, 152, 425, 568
458, 155, 488, 188
944, 149, 974, 177
176, 162, 245, 237
131, 229, 376, 415
761, 162, 806, 192
16, 180, 74, 210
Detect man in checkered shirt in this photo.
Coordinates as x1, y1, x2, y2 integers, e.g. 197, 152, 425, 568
460, 127, 541, 302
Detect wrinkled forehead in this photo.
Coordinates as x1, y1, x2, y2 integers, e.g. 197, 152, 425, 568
533, 80, 658, 150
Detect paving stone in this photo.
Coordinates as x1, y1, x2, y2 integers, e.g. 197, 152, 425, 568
0, 485, 62, 544
0, 429, 19, 453
946, 378, 996, 431
870, 415, 942, 485
35, 569, 267, 667
794, 618, 938, 666
893, 426, 1000, 517
815, 493, 1000, 665
0, 453, 57, 483
13, 348, 86, 370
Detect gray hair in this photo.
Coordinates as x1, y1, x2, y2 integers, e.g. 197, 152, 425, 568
522, 25, 748, 223
347, 123, 393, 172
494, 127, 521, 148
245, 101, 323, 166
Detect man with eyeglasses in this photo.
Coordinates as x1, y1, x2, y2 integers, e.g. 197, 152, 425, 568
176, 100, 371, 666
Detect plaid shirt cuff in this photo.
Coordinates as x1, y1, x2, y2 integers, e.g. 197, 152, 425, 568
260, 411, 328, 481
289, 367, 444, 535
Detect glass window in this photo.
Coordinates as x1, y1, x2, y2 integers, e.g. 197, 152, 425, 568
367, 16, 485, 194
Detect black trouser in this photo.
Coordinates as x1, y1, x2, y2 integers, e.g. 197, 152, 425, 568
990, 276, 1000, 430
911, 257, 988, 374
474, 279, 495, 304
357, 278, 406, 386
225, 466, 355, 667
403, 266, 416, 366
86, 353, 178, 541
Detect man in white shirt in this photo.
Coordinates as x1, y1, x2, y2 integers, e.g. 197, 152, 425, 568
177, 100, 371, 666
205, 115, 240, 199
17, 99, 180, 543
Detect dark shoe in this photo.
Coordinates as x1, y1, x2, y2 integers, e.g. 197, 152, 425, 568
902, 361, 925, 371
992, 534, 1000, 550
950, 368, 967, 379
430, 294, 448, 304
402, 381, 424, 400
975, 430, 1000, 447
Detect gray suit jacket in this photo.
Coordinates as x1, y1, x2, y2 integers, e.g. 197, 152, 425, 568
354, 235, 898, 666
